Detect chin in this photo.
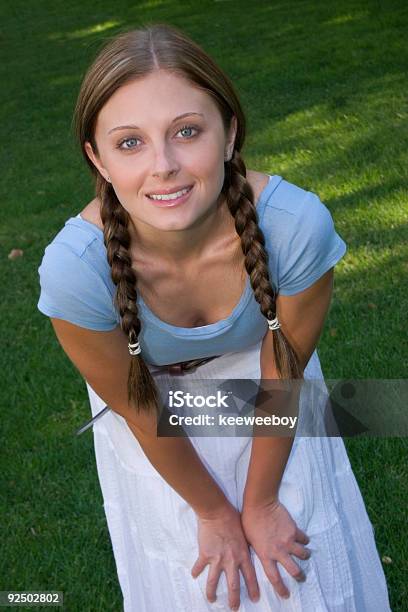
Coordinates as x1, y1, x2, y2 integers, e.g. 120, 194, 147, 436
155, 218, 194, 231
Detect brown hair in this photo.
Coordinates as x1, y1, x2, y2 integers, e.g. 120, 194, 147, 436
73, 23, 303, 416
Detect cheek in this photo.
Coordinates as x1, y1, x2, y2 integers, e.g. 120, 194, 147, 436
108, 159, 144, 192
201, 154, 224, 178
186, 149, 225, 192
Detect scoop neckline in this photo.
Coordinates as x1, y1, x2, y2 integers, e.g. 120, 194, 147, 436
73, 174, 280, 336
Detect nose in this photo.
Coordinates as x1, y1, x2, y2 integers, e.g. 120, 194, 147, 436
151, 141, 180, 178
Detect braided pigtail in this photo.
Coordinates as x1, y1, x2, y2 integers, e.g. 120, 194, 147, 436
98, 176, 162, 415
224, 152, 304, 379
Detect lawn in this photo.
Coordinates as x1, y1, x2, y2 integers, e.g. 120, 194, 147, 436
0, 0, 407, 610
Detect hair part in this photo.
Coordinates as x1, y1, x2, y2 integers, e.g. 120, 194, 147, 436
73, 23, 303, 417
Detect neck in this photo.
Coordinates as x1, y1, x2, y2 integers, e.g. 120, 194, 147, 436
129, 194, 237, 265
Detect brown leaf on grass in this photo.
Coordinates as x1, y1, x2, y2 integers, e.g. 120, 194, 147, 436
329, 328, 337, 337
8, 249, 24, 260
367, 303, 377, 309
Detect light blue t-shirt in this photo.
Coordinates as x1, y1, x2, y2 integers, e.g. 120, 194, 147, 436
37, 175, 347, 365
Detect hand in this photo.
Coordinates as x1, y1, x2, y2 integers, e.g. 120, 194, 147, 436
191, 503, 260, 611
241, 499, 311, 600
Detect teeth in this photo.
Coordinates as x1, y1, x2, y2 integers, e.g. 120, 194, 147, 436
149, 187, 191, 201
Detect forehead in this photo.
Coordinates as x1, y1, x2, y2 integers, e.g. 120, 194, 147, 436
96, 70, 221, 133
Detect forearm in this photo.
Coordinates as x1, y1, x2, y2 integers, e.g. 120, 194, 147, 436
127, 419, 232, 519
243, 436, 294, 507
243, 372, 302, 508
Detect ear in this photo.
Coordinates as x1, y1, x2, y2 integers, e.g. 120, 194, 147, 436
224, 115, 238, 161
84, 141, 110, 182
226, 115, 238, 152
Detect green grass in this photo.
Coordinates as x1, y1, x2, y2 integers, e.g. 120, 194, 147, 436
0, 0, 407, 610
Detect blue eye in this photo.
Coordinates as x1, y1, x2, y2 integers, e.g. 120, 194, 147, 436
177, 125, 199, 138
118, 137, 140, 150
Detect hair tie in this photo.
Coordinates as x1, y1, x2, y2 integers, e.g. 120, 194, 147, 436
128, 331, 141, 356
267, 315, 280, 331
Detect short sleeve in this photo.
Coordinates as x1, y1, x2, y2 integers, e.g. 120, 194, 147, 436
37, 242, 118, 331
277, 192, 347, 296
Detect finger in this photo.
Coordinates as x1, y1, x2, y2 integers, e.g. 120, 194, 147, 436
226, 565, 241, 611
240, 559, 260, 603
296, 528, 310, 545
262, 558, 290, 599
290, 543, 312, 561
206, 563, 222, 603
281, 554, 306, 582
191, 557, 207, 579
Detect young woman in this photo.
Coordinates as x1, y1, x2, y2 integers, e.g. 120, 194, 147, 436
37, 24, 391, 611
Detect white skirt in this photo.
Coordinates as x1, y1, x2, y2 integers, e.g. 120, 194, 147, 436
85, 341, 391, 611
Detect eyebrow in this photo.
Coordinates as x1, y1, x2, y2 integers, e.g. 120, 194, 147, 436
108, 112, 205, 135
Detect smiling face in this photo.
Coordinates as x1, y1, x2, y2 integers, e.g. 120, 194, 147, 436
85, 69, 237, 233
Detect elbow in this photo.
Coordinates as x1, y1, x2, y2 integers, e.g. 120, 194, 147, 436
111, 405, 159, 439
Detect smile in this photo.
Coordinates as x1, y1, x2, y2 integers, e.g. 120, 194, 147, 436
147, 185, 194, 208
148, 186, 192, 200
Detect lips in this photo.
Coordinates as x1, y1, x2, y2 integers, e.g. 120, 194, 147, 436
147, 184, 194, 208
147, 184, 193, 197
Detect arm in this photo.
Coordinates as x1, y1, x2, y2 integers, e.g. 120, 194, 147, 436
239, 269, 335, 599
243, 267, 335, 509
51, 318, 230, 519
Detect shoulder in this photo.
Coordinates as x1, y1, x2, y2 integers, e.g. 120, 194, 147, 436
261, 176, 317, 216
258, 177, 347, 295
80, 197, 104, 231
247, 171, 324, 220
42, 196, 106, 258
260, 176, 339, 241
37, 211, 117, 330
246, 169, 270, 204
38, 208, 111, 290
